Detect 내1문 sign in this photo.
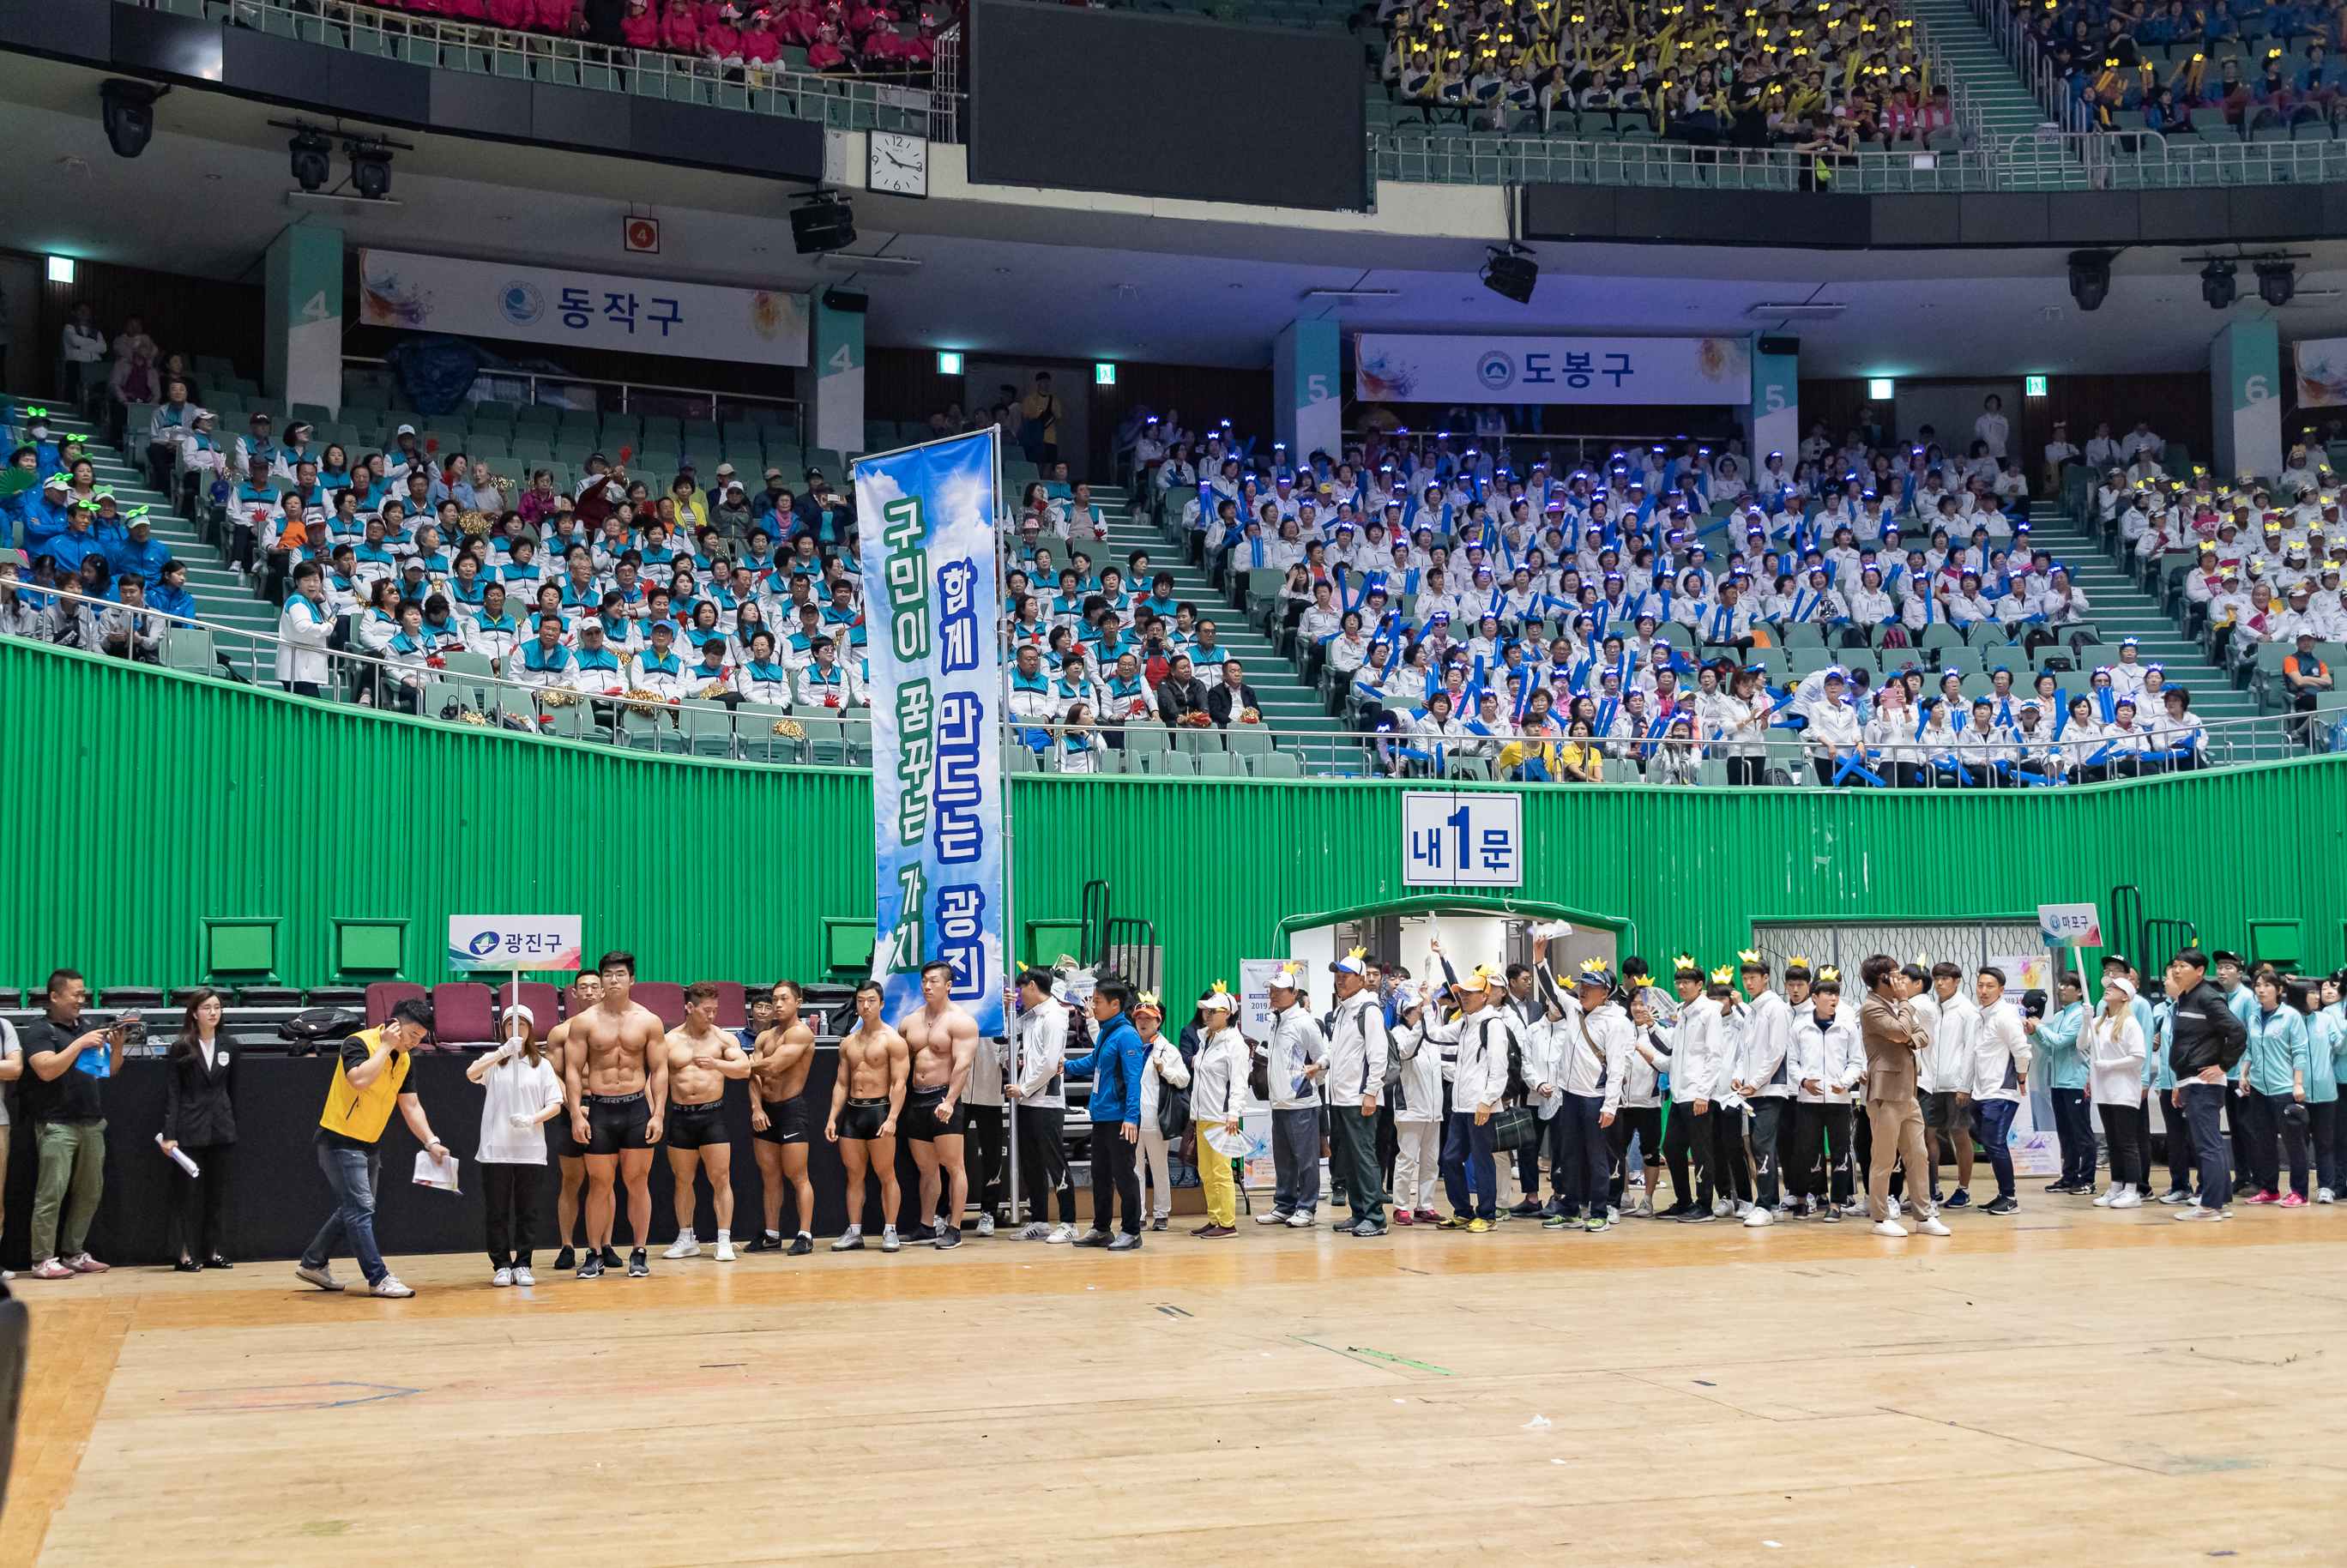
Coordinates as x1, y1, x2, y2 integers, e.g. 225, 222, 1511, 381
448, 915, 584, 972
1402, 791, 1523, 888
855, 431, 1007, 1034
2037, 902, 2103, 948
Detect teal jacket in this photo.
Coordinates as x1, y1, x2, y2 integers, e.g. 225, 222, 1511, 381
2306, 1004, 2346, 1104
2240, 1004, 2309, 1097
2144, 1001, 2175, 1092
2032, 1000, 2089, 1090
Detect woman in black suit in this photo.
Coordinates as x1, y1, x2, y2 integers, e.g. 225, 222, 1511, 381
160, 988, 238, 1271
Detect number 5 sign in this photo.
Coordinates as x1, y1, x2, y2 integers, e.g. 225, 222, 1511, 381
1402, 792, 1523, 888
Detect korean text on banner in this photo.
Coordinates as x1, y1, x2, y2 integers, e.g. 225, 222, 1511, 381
1402, 791, 1523, 888
448, 915, 584, 972
2037, 902, 2103, 948
1354, 334, 1751, 406
856, 432, 1006, 1034
358, 249, 809, 368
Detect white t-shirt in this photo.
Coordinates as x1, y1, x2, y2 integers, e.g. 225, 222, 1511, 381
474, 1053, 565, 1165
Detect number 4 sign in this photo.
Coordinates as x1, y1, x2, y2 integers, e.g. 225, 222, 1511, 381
1402, 791, 1523, 888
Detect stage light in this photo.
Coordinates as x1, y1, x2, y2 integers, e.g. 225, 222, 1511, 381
2067, 249, 2115, 312
2257, 260, 2296, 307
100, 79, 161, 160
791, 191, 856, 256
289, 130, 333, 192
2200, 258, 2236, 310
347, 141, 393, 200
936, 351, 963, 375
1480, 244, 1539, 305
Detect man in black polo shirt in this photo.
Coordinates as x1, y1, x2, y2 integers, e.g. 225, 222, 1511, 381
21, 969, 128, 1281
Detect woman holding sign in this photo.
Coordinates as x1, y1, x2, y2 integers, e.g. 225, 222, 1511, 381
466, 1006, 569, 1287
160, 989, 239, 1271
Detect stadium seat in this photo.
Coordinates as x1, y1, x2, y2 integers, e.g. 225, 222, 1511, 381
430, 982, 498, 1046
365, 980, 428, 1028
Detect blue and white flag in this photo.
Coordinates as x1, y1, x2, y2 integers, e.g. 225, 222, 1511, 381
854, 431, 1007, 1034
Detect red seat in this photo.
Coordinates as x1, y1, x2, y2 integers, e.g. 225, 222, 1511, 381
365, 981, 427, 1029
709, 980, 746, 1029
492, 980, 563, 1034
430, 982, 498, 1046
560, 981, 593, 1018
630, 981, 685, 1030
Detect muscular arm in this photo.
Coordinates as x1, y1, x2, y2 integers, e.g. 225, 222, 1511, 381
827, 1042, 852, 1134
714, 1037, 753, 1079
640, 1017, 669, 1139
944, 1013, 976, 1109
885, 1034, 910, 1128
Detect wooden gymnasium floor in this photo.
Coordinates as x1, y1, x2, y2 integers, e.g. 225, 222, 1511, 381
11, 1197, 2347, 1567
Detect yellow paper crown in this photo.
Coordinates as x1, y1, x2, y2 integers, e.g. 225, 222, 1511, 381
1137, 991, 1160, 1011
1674, 953, 1698, 971
1272, 961, 1304, 986
1788, 954, 1812, 968
1818, 966, 1840, 981
1348, 945, 1369, 962
1737, 948, 1765, 966
1914, 951, 1930, 966
1579, 956, 1610, 976
1709, 964, 1736, 985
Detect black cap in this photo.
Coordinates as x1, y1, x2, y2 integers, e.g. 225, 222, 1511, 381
2100, 952, 2132, 971
2211, 950, 2245, 966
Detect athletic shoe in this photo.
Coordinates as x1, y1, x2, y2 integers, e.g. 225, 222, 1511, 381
1072, 1229, 1113, 1248
2175, 1205, 2224, 1221
1541, 1212, 1578, 1229
1678, 1209, 1718, 1225
1583, 1215, 1608, 1233
492, 1267, 513, 1288
1916, 1216, 1951, 1237
1887, 1197, 1903, 1217
1742, 1206, 1773, 1227
1256, 1212, 1290, 1226
294, 1264, 344, 1291
715, 1239, 737, 1261
831, 1233, 865, 1251
2246, 1190, 2282, 1205
787, 1235, 812, 1256
2158, 1190, 2193, 1205
2110, 1189, 2144, 1209
1658, 1201, 1695, 1220
1414, 1209, 1441, 1225
1392, 1209, 1415, 1227
2093, 1187, 2118, 1208
1930, 1189, 1945, 1206
513, 1268, 536, 1286
1150, 1216, 1168, 1231
880, 1231, 901, 1253
1196, 1224, 1236, 1239
1871, 1220, 1909, 1237
976, 1215, 996, 1236
2320, 1189, 2337, 1205
552, 1247, 577, 1269
1633, 1196, 1654, 1219
903, 1224, 938, 1244
1817, 1204, 1843, 1223
1350, 1222, 1387, 1238
1285, 1210, 1315, 1227
1107, 1233, 1143, 1251
576, 1252, 606, 1278
2043, 1179, 2072, 1193
30, 1258, 75, 1281
2280, 1192, 2309, 1209
1982, 1196, 2019, 1215
66, 1253, 108, 1274
1437, 1215, 1467, 1230
745, 1235, 780, 1253
1943, 1188, 1971, 1209
1712, 1197, 1730, 1217
1608, 1206, 1622, 1223
627, 1249, 649, 1277
371, 1276, 414, 1298
1509, 1198, 1542, 1216
600, 1245, 623, 1269
1046, 1223, 1077, 1244
1019, 1222, 1050, 1240
934, 1227, 962, 1249
1464, 1218, 1492, 1233
664, 1237, 702, 1258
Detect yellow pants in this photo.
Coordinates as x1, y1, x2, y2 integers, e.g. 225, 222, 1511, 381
1196, 1122, 1237, 1226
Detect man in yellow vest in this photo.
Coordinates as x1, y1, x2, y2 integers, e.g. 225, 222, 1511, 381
296, 998, 449, 1298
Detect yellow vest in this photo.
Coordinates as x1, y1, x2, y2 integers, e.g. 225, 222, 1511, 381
318, 1027, 412, 1143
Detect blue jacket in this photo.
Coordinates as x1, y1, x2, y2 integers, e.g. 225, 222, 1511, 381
148, 582, 196, 624
106, 534, 173, 585
1066, 1011, 1148, 1125
2032, 1000, 2089, 1090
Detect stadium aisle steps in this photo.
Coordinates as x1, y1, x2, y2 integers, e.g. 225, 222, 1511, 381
65, 416, 282, 642
1902, 0, 2056, 142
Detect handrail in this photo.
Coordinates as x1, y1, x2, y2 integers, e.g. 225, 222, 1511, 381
1372, 127, 1994, 191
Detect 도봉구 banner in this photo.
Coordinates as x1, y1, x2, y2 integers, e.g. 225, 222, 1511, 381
855, 431, 1007, 1034
1355, 333, 1752, 405
358, 248, 810, 367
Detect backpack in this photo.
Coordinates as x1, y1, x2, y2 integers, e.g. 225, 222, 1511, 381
279, 1006, 362, 1057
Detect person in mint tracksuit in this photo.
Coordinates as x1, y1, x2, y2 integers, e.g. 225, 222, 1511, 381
2030, 973, 2093, 1193
2301, 979, 2344, 1204
1064, 979, 1149, 1251
2236, 972, 2312, 1205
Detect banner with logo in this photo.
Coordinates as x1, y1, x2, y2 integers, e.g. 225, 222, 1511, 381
2295, 335, 2347, 407
447, 914, 583, 972
1355, 333, 1752, 405
855, 431, 1006, 1034
359, 248, 809, 367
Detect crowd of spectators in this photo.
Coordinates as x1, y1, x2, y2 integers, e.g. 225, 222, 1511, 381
1377, 0, 1964, 151
1988, 0, 2347, 130
310, 0, 950, 75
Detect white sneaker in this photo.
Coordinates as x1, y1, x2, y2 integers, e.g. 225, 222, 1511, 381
2158, 1189, 2193, 1205
1019, 1222, 1051, 1240
714, 1239, 736, 1262
1607, 1205, 1620, 1222
512, 1268, 536, 1286
664, 1237, 701, 1259
1872, 1220, 1910, 1238
2175, 1205, 2223, 1221
1256, 1212, 1288, 1225
2110, 1187, 2143, 1209
1916, 1216, 1951, 1237
1285, 1210, 1315, 1227
492, 1267, 513, 1287
1711, 1196, 1730, 1217
294, 1263, 343, 1292
1045, 1223, 1077, 1244
2093, 1186, 2116, 1207
1887, 1197, 1903, 1217
1742, 1205, 1773, 1227
371, 1276, 414, 1298
1734, 1200, 1753, 1219
2319, 1188, 2336, 1205
976, 1214, 995, 1236
1633, 1195, 1654, 1218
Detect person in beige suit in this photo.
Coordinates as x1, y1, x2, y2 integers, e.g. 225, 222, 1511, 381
1857, 954, 1951, 1239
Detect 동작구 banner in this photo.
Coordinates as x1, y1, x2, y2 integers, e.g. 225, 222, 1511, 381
1355, 333, 1752, 406
855, 431, 1007, 1034
358, 248, 810, 367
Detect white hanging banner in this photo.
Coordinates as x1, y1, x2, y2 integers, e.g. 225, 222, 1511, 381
359, 248, 809, 367
1355, 333, 1752, 405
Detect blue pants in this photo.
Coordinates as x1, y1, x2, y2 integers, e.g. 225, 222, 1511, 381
1551, 1094, 1608, 1217
2050, 1087, 2096, 1185
301, 1144, 387, 1286
1970, 1098, 2019, 1199
2160, 1090, 2197, 1196
2179, 1082, 2232, 1211
1270, 1107, 1321, 1216
1440, 1111, 1496, 1221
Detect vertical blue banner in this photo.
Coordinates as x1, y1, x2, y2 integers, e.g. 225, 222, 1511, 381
854, 431, 1006, 1034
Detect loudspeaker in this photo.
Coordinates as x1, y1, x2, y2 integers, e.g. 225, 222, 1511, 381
820, 289, 869, 314
1756, 335, 1801, 357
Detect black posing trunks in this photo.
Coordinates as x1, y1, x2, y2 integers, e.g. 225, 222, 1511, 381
754, 1094, 810, 1147
901, 1083, 966, 1143
549, 1100, 586, 1158
584, 1090, 651, 1156
836, 1095, 890, 1141
665, 1098, 730, 1150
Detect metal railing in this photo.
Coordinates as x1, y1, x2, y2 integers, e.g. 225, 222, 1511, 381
341, 358, 802, 437
1972, 0, 2091, 132
115, 0, 932, 136
1373, 129, 1994, 190
9, 588, 2329, 781
1997, 124, 2347, 188
1885, 0, 1994, 146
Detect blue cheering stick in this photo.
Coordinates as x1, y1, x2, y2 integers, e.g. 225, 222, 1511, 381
1831, 747, 1886, 787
